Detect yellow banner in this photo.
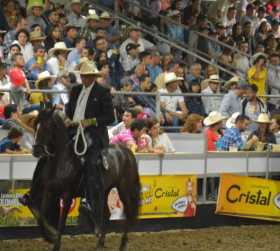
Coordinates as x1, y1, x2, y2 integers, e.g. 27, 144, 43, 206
216, 174, 280, 222
0, 175, 197, 226
0, 189, 80, 226
139, 175, 197, 218
107, 175, 197, 219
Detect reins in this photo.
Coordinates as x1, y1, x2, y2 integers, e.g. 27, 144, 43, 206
74, 122, 88, 156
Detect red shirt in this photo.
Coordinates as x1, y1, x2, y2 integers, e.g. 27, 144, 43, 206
206, 128, 220, 151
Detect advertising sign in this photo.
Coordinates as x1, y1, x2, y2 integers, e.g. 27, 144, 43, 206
216, 174, 280, 222
0, 175, 197, 226
0, 189, 80, 227
107, 175, 197, 219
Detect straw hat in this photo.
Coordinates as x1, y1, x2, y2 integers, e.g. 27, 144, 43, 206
254, 113, 271, 124
204, 111, 226, 126
28, 0, 44, 10
226, 112, 240, 128
30, 31, 46, 42
35, 71, 55, 85
71, 0, 81, 5
164, 72, 183, 86
48, 42, 71, 57
167, 10, 181, 17
206, 74, 220, 84
100, 11, 111, 19
79, 61, 101, 76
86, 9, 99, 21
224, 76, 240, 90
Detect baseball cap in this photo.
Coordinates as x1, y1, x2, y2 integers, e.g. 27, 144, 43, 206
126, 43, 140, 53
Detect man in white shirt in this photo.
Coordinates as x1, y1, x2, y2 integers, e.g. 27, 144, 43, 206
119, 26, 154, 64
66, 61, 114, 233
159, 72, 188, 126
202, 75, 222, 115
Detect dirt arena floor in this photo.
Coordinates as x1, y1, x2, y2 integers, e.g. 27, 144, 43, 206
1, 225, 280, 251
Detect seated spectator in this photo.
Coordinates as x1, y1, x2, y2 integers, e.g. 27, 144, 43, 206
29, 71, 55, 105
27, 1, 46, 31
146, 117, 175, 153
203, 111, 225, 151
9, 53, 31, 110
63, 23, 78, 49
29, 30, 46, 48
13, 29, 34, 63
5, 44, 21, 68
267, 53, 280, 110
109, 108, 138, 140
223, 76, 240, 92
132, 74, 156, 116
246, 113, 276, 150
67, 37, 86, 71
247, 53, 268, 97
0, 127, 26, 153
120, 43, 140, 73
52, 71, 70, 109
232, 39, 250, 79
131, 119, 152, 153
202, 75, 222, 115
218, 115, 251, 151
270, 115, 280, 144
120, 26, 154, 63
181, 114, 203, 134
241, 84, 267, 131
47, 42, 71, 77
186, 63, 203, 85
0, 63, 11, 107
159, 72, 188, 126
44, 25, 62, 52
185, 79, 206, 116
112, 78, 136, 121
68, 0, 86, 28
147, 50, 162, 83
25, 45, 48, 81
166, 10, 184, 42
220, 81, 248, 117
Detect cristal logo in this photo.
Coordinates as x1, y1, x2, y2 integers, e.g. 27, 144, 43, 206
274, 193, 280, 209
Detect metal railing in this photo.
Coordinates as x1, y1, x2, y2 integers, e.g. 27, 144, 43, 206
89, 2, 241, 78
92, 1, 252, 75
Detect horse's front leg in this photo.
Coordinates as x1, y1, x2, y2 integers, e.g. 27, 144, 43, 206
52, 195, 72, 251
95, 191, 110, 251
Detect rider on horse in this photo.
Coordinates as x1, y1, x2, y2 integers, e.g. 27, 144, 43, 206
20, 60, 115, 234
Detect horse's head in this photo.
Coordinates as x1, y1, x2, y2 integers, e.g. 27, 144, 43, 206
33, 103, 66, 158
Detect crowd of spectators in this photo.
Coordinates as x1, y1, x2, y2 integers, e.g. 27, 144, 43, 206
0, 0, 279, 154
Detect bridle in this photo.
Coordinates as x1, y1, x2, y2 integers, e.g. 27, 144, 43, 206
33, 122, 55, 157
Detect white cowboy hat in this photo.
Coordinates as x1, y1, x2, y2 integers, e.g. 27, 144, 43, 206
86, 9, 99, 21
35, 71, 55, 85
206, 74, 220, 83
204, 111, 227, 126
79, 61, 101, 76
48, 42, 71, 57
167, 10, 181, 17
224, 76, 240, 90
254, 113, 271, 124
71, 0, 81, 4
226, 112, 240, 129
100, 11, 111, 19
164, 72, 183, 86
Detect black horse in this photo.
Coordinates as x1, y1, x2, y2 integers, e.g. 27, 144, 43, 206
29, 107, 140, 251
